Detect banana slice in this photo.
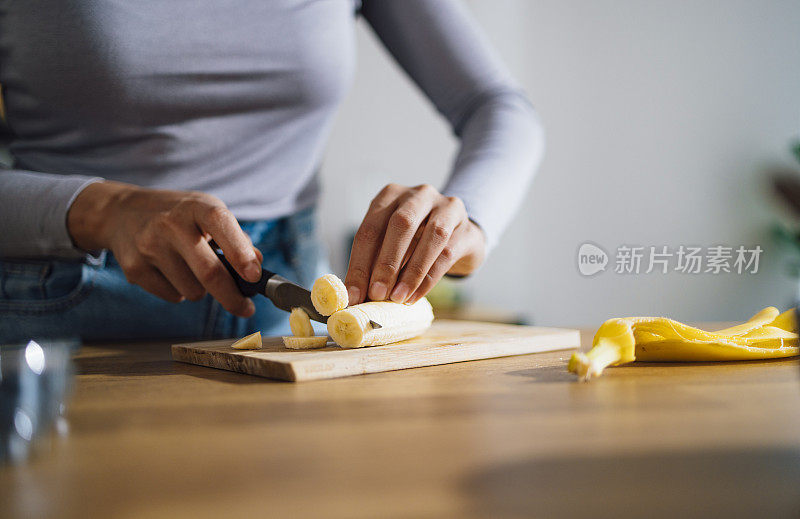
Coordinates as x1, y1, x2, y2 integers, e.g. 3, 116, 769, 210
311, 274, 349, 316
327, 298, 434, 348
231, 331, 262, 350
289, 307, 315, 337
282, 336, 330, 350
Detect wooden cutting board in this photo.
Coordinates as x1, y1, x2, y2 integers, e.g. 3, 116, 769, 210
171, 319, 580, 382
172, 320, 580, 382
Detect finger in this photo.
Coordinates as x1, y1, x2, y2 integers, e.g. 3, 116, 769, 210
131, 265, 185, 304
344, 185, 404, 305
400, 223, 425, 269
195, 203, 260, 282
154, 252, 207, 301
446, 220, 487, 276
368, 185, 439, 301
390, 198, 466, 303
406, 224, 470, 304
176, 231, 256, 317
254, 246, 263, 265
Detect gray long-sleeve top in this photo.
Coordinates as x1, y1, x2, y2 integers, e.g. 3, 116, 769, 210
0, 0, 543, 259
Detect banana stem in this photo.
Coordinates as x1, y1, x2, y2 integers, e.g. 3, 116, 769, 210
569, 339, 623, 382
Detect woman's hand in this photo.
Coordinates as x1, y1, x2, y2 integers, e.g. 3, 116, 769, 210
345, 183, 486, 306
67, 181, 262, 317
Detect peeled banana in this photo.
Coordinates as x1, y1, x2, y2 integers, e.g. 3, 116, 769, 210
311, 274, 349, 316
568, 306, 799, 381
231, 331, 262, 350
232, 273, 436, 351
327, 298, 434, 348
282, 336, 330, 350
289, 308, 315, 337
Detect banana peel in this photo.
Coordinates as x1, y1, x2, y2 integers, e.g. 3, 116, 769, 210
568, 307, 799, 381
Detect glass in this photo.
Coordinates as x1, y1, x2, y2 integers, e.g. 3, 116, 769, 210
0, 338, 76, 464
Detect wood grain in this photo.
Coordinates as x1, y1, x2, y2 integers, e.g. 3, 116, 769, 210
171, 319, 581, 381
1, 324, 799, 519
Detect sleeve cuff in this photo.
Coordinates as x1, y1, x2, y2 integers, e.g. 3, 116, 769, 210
7, 173, 104, 258
59, 176, 105, 257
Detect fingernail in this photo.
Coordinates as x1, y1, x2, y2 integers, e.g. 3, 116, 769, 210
244, 262, 261, 282
390, 282, 409, 303
369, 281, 388, 301
347, 285, 360, 306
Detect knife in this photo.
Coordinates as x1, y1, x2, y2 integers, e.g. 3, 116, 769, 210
210, 241, 384, 328
208, 240, 328, 324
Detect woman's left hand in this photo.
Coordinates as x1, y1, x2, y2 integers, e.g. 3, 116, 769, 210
345, 183, 486, 306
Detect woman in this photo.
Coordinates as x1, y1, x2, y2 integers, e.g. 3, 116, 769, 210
0, 0, 542, 342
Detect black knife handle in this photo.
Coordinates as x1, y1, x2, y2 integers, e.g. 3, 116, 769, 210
208, 240, 273, 298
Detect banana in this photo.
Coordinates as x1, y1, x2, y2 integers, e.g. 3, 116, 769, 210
327, 298, 434, 348
311, 274, 349, 316
568, 307, 799, 381
289, 307, 315, 337
282, 336, 330, 349
231, 331, 262, 350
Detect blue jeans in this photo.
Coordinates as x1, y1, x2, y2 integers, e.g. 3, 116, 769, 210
0, 207, 329, 343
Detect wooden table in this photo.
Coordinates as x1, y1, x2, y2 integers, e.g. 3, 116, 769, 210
2, 327, 800, 518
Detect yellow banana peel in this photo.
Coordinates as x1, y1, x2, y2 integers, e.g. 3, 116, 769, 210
568, 307, 799, 381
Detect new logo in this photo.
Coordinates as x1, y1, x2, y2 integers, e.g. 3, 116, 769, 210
577, 243, 608, 276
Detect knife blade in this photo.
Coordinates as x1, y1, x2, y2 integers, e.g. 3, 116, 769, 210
208, 241, 328, 324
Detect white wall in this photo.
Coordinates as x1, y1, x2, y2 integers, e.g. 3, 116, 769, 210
320, 0, 800, 327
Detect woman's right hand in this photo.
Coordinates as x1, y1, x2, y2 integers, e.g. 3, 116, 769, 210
67, 181, 262, 317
